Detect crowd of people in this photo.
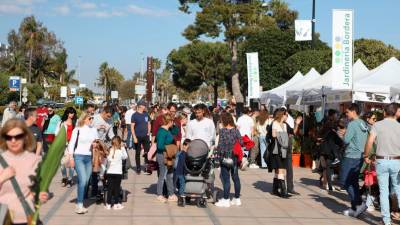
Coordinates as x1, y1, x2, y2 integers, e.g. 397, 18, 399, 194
1, 99, 400, 225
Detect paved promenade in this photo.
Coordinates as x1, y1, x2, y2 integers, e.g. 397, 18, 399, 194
40, 164, 383, 225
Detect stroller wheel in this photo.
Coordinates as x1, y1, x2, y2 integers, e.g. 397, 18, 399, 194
178, 196, 186, 207
197, 198, 207, 208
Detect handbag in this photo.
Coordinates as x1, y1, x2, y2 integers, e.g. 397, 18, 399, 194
0, 155, 42, 225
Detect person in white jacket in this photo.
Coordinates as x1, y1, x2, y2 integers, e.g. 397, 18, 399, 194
105, 136, 128, 210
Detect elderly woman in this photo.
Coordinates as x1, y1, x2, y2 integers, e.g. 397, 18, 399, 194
0, 118, 48, 225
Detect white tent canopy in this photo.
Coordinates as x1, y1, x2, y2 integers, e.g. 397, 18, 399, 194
285, 68, 321, 104
259, 71, 303, 105
354, 57, 400, 103
301, 59, 371, 104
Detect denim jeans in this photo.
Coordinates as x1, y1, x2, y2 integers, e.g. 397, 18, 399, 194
376, 159, 400, 224
220, 157, 241, 199
74, 154, 92, 205
340, 157, 363, 210
126, 125, 133, 149
259, 135, 268, 168
156, 153, 174, 196
61, 164, 74, 180
177, 175, 185, 196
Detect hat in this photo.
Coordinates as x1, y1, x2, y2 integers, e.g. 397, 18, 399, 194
138, 101, 147, 107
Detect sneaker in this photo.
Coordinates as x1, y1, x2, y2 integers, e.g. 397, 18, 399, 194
230, 198, 242, 206
157, 195, 167, 203
61, 178, 67, 187
240, 158, 249, 171
343, 208, 355, 217
143, 169, 152, 175
104, 204, 112, 210
75, 206, 88, 214
249, 164, 259, 169
353, 202, 367, 217
168, 195, 178, 202
67, 179, 73, 188
331, 158, 340, 165
136, 168, 141, 175
215, 199, 230, 208
113, 204, 124, 210
367, 205, 375, 212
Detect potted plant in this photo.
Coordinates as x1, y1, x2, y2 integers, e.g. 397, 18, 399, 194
292, 136, 301, 167
301, 137, 314, 168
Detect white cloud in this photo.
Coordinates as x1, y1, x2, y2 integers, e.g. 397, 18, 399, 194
54, 5, 70, 15
0, 3, 32, 14
127, 4, 175, 17
80, 10, 124, 18
74, 1, 97, 10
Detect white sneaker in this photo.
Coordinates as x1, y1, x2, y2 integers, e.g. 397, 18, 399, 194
249, 164, 259, 169
354, 202, 367, 217
215, 199, 230, 208
231, 198, 242, 206
343, 208, 355, 217
113, 203, 124, 210
104, 204, 112, 210
367, 205, 375, 212
75, 206, 88, 214
240, 158, 249, 171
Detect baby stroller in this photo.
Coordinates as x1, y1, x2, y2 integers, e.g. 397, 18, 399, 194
181, 139, 216, 207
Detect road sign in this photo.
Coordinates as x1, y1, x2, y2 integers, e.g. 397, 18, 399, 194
22, 97, 28, 103
71, 88, 76, 95
21, 78, 27, 84
75, 96, 84, 105
9, 76, 20, 91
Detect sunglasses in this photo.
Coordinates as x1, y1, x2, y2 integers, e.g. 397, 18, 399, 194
3, 133, 25, 141
370, 117, 377, 121
89, 117, 94, 120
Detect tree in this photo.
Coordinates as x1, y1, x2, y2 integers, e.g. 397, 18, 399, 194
96, 62, 124, 101
239, 26, 328, 90
80, 88, 94, 102
168, 41, 230, 105
283, 49, 331, 78
156, 69, 176, 103
354, 39, 400, 69
178, 0, 297, 106
118, 80, 136, 100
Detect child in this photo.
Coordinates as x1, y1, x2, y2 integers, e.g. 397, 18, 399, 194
105, 136, 128, 210
176, 139, 190, 207
91, 140, 108, 199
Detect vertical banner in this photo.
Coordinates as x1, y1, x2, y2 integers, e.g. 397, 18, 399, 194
60, 86, 67, 98
246, 52, 260, 99
295, 20, 312, 41
332, 9, 353, 90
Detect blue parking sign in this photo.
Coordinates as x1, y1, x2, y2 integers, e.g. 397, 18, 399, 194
9, 76, 20, 91
75, 96, 84, 105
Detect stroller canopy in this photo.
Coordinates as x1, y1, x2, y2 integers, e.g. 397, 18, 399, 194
187, 139, 209, 159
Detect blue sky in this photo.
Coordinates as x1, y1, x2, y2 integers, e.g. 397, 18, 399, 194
1, 0, 399, 91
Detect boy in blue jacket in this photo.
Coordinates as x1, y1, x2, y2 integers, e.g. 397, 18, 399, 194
177, 139, 190, 206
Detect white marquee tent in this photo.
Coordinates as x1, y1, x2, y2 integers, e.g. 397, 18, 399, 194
353, 57, 400, 103
285, 68, 321, 105
259, 71, 303, 105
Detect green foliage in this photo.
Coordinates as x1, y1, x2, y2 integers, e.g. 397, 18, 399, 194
283, 49, 331, 79
96, 62, 125, 101
239, 27, 328, 91
167, 41, 231, 104
354, 38, 400, 69
118, 80, 136, 100
178, 0, 299, 102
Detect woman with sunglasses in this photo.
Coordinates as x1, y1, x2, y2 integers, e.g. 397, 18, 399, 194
0, 118, 49, 225
56, 107, 77, 188
67, 112, 98, 214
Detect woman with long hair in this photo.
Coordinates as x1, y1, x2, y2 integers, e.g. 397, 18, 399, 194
56, 107, 78, 187
68, 112, 98, 214
256, 110, 272, 168
269, 108, 290, 198
0, 119, 49, 224
215, 112, 243, 207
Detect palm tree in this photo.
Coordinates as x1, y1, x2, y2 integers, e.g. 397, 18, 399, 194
63, 70, 79, 86
96, 62, 124, 101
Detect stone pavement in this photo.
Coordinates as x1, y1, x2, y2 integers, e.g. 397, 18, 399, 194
40, 165, 384, 225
